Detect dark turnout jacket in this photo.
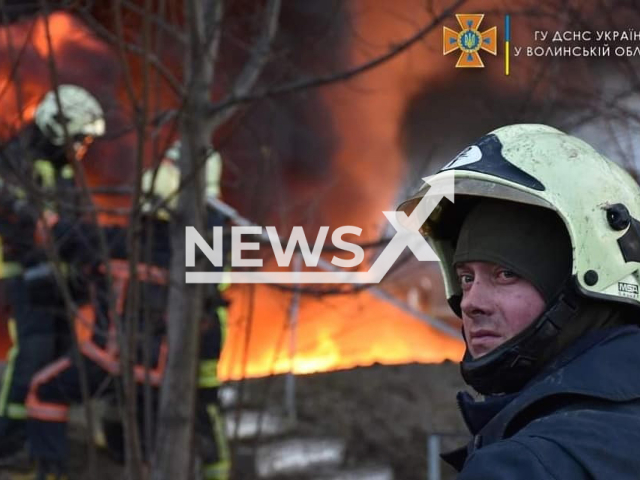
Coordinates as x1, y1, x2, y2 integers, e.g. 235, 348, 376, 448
444, 325, 640, 479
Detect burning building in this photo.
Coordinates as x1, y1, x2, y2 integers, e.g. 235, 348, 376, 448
0, 1, 470, 382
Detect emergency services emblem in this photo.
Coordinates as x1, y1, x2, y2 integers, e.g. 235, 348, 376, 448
443, 14, 497, 68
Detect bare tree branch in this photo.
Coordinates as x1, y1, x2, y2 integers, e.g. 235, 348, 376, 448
77, 9, 185, 98
151, 1, 223, 478
38, 2, 102, 475
115, 0, 156, 476
0, 13, 38, 124
208, 0, 281, 129
206, 0, 466, 120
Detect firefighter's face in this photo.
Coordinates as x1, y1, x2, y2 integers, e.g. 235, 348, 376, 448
70, 135, 93, 161
456, 261, 546, 359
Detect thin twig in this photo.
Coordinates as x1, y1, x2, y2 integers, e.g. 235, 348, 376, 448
205, 0, 466, 121
207, 0, 281, 129
39, 3, 99, 474
77, 8, 185, 98
106, 0, 150, 477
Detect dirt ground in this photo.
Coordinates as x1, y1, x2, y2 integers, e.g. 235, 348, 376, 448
233, 360, 472, 480
0, 360, 472, 480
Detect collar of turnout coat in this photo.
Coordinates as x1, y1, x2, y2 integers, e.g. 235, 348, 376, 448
442, 325, 640, 472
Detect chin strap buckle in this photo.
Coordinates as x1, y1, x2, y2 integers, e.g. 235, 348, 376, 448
509, 353, 536, 369
546, 288, 579, 330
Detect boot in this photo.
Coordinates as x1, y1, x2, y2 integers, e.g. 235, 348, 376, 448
0, 418, 29, 469
35, 460, 68, 480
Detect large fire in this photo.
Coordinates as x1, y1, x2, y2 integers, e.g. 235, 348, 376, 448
220, 285, 462, 380
220, 0, 466, 379
0, 5, 464, 381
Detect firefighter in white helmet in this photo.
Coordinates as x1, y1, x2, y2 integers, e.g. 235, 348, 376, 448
398, 124, 640, 479
35, 84, 106, 149
24, 141, 230, 480
140, 141, 230, 480
0, 84, 105, 469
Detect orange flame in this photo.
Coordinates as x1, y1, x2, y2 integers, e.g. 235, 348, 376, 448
219, 1, 465, 380
219, 285, 463, 380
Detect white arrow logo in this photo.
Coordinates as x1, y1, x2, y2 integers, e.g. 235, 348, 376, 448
186, 171, 455, 284
442, 145, 482, 170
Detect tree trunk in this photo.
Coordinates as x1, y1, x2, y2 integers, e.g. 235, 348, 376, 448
150, 1, 218, 478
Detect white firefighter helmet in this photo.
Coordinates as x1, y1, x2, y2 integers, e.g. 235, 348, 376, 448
35, 85, 106, 146
141, 141, 222, 220
398, 124, 640, 310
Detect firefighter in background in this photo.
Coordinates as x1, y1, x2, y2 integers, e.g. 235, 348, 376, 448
24, 142, 230, 480
140, 141, 231, 480
0, 85, 105, 464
